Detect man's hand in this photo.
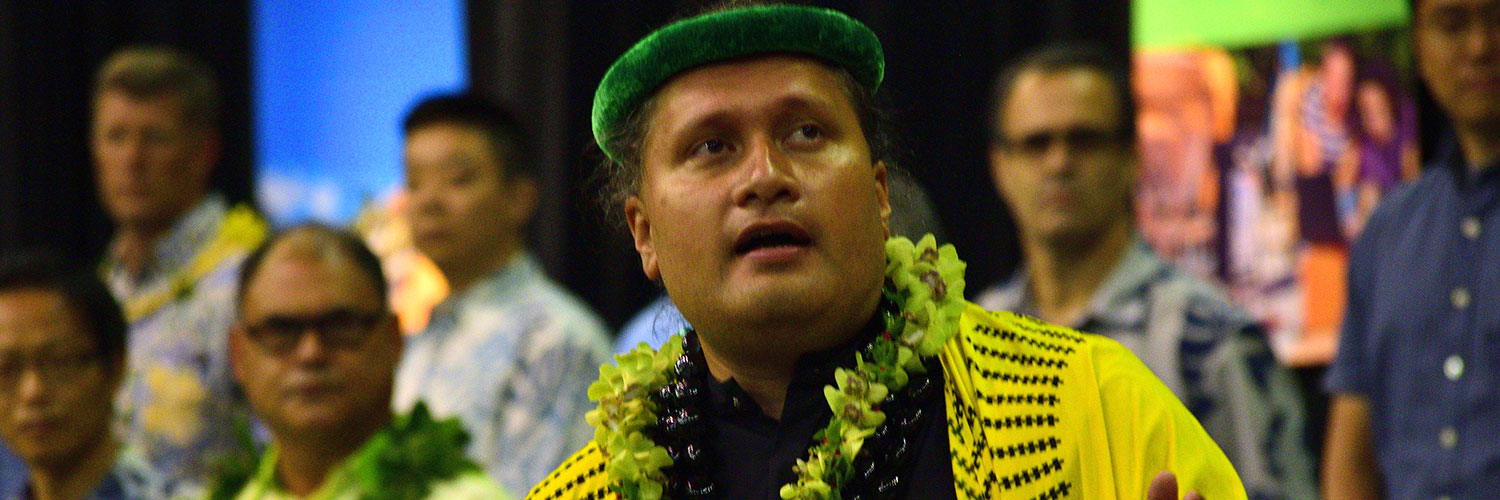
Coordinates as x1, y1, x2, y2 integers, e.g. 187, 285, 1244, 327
1147, 471, 1205, 500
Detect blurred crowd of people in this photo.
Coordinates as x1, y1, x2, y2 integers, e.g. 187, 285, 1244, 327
1, 0, 1498, 499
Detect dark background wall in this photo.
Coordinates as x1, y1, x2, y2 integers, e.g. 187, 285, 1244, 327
0, 0, 1129, 328
0, 1, 254, 266
470, 0, 1131, 327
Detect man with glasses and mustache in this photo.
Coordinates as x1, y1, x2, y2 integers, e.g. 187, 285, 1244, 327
214, 225, 509, 500
1323, 0, 1500, 497
976, 44, 1316, 500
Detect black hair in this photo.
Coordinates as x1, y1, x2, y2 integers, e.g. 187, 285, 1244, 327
236, 224, 389, 309
990, 42, 1137, 142
0, 251, 127, 362
401, 92, 534, 180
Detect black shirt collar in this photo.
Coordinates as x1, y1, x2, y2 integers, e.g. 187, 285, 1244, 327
1438, 134, 1500, 188
703, 311, 885, 420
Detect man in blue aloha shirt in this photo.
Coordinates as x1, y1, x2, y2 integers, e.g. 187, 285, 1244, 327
394, 93, 612, 494
90, 46, 267, 497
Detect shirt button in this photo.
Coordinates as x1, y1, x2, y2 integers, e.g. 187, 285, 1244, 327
1445, 355, 1465, 381
1462, 217, 1482, 239
1440, 427, 1458, 450
1452, 288, 1471, 309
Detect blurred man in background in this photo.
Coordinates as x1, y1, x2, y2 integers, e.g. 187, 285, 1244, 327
90, 45, 267, 495
0, 252, 163, 500
979, 44, 1315, 499
1323, 0, 1500, 497
395, 93, 611, 494
220, 225, 508, 500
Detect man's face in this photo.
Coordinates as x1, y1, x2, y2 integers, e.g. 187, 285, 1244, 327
231, 248, 399, 436
404, 123, 535, 275
0, 289, 118, 469
1415, 0, 1500, 129
626, 55, 891, 344
991, 68, 1137, 247
91, 91, 214, 231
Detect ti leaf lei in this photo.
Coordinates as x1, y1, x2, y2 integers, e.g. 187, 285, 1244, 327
587, 234, 966, 500
206, 402, 478, 500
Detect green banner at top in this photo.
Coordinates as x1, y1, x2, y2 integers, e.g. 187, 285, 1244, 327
1134, 0, 1410, 49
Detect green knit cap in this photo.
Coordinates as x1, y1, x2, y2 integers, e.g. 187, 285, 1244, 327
591, 4, 885, 162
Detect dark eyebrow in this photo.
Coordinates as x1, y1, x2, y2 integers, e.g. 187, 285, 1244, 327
672, 91, 839, 134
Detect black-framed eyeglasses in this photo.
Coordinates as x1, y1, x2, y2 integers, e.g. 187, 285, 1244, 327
0, 349, 104, 390
242, 309, 388, 355
995, 126, 1129, 159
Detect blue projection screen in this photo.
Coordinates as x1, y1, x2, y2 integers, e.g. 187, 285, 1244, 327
253, 0, 466, 226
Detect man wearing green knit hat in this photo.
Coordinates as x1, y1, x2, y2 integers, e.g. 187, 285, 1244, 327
529, 4, 1245, 500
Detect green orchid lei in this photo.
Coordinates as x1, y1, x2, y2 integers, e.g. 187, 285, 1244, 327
587, 234, 966, 500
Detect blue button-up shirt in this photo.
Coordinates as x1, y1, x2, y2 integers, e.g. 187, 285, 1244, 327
1324, 142, 1500, 498
392, 254, 611, 495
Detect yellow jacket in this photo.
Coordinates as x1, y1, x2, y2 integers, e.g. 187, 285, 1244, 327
527, 303, 1246, 499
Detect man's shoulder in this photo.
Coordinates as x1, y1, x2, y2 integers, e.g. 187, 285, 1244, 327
1148, 265, 1256, 335
959, 303, 1097, 361
1360, 167, 1450, 242
426, 470, 515, 500
189, 202, 267, 288
445, 267, 610, 357
955, 303, 1171, 392
949, 305, 1250, 499
523, 441, 611, 500
971, 272, 1025, 313
522, 273, 608, 330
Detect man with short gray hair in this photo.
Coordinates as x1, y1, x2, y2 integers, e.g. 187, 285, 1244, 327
91, 45, 267, 495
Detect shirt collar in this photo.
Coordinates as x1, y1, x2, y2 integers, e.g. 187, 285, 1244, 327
992, 235, 1165, 330
250, 424, 394, 498
428, 253, 538, 323
103, 194, 228, 286
1437, 134, 1500, 188
703, 309, 883, 420
17, 446, 138, 500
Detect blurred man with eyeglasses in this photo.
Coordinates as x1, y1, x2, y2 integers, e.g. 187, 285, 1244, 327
1322, 0, 1500, 498
0, 252, 164, 500
214, 225, 509, 500
976, 44, 1316, 499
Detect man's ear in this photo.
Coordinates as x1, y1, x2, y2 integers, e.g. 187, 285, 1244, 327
190, 129, 221, 190
377, 314, 403, 365
227, 324, 247, 387
624, 196, 660, 281
873, 162, 891, 238
502, 176, 540, 229
988, 144, 1009, 200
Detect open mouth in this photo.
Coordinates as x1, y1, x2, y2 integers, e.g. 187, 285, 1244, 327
733, 221, 813, 255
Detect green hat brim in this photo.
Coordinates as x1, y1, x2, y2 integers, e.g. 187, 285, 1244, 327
591, 5, 884, 162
